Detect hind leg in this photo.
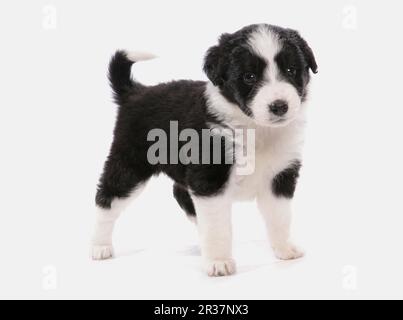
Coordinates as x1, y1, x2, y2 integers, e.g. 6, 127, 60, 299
173, 183, 197, 223
91, 157, 152, 260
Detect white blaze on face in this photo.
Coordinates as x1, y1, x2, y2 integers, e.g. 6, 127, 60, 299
247, 26, 301, 127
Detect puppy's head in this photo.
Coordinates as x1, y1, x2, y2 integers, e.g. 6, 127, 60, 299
204, 24, 317, 127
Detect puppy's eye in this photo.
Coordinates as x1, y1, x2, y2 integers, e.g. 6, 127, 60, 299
243, 72, 257, 85
286, 67, 297, 77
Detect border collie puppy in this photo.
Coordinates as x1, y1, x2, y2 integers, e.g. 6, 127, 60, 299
92, 24, 317, 277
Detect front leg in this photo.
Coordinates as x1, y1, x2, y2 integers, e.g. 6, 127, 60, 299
257, 161, 304, 260
192, 195, 235, 277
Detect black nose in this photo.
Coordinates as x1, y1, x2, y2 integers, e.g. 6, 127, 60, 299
269, 100, 288, 116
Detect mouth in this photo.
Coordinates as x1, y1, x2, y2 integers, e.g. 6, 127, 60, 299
272, 118, 286, 123
268, 117, 291, 127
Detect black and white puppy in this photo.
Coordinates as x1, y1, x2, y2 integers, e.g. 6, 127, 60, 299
92, 24, 317, 276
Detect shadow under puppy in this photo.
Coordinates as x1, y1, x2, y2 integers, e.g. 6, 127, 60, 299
92, 24, 317, 277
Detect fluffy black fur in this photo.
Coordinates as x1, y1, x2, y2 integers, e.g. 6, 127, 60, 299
272, 160, 302, 198
173, 183, 196, 217
96, 24, 316, 213
203, 24, 317, 115
97, 53, 232, 209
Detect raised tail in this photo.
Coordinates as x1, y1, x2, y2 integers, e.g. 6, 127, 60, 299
108, 50, 156, 104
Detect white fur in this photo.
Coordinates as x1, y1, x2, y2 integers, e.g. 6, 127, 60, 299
91, 184, 146, 260
190, 101, 306, 274
192, 190, 236, 276
257, 187, 304, 260
205, 82, 306, 202
204, 86, 305, 263
248, 26, 302, 127
204, 25, 306, 202
125, 50, 157, 62
200, 26, 307, 274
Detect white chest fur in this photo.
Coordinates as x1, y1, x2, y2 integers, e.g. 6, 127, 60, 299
231, 118, 305, 201
205, 82, 306, 201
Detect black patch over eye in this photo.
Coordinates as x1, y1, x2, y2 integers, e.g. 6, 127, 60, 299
286, 67, 297, 77
243, 72, 257, 85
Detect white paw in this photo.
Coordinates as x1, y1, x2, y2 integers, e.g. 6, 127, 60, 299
204, 259, 236, 277
273, 243, 304, 260
91, 245, 114, 260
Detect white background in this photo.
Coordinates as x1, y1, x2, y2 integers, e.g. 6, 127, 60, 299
1, 0, 403, 299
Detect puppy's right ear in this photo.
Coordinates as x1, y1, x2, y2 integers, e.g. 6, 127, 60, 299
286, 29, 318, 74
203, 34, 230, 86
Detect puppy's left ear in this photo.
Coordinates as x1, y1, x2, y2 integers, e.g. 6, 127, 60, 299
288, 29, 318, 74
203, 33, 231, 86
203, 45, 223, 85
